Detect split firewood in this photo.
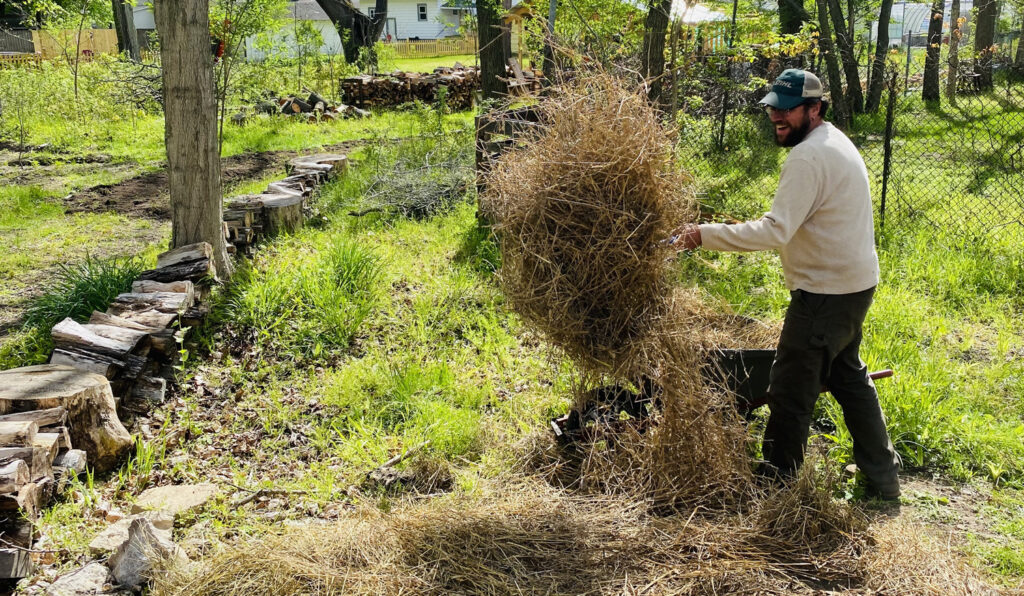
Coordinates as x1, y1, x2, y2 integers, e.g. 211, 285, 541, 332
108, 292, 192, 317
0, 407, 66, 428
0, 461, 29, 494
88, 311, 160, 333
0, 422, 37, 447
131, 280, 195, 299
157, 242, 212, 269
52, 319, 146, 360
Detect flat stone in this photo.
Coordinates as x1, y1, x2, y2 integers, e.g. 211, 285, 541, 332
45, 562, 114, 595
107, 518, 187, 590
131, 483, 218, 516
88, 511, 174, 556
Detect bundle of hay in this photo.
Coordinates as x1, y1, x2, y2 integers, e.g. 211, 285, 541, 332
483, 75, 695, 376
483, 75, 752, 508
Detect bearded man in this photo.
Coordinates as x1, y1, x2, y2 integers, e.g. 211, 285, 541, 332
675, 69, 901, 500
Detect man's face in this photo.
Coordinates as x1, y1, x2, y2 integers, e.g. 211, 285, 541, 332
767, 103, 813, 147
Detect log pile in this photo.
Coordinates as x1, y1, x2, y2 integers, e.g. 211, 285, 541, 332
341, 64, 541, 110
252, 91, 371, 122
223, 153, 349, 255
0, 366, 123, 580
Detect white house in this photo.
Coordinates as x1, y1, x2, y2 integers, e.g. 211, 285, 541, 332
134, 0, 465, 60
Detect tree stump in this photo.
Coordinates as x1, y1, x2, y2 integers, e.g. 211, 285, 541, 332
0, 365, 132, 473
262, 195, 304, 237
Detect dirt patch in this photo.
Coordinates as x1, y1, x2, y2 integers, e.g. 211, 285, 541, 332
62, 141, 364, 219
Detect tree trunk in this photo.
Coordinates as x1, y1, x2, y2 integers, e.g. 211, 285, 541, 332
153, 0, 233, 279
827, 0, 863, 112
1016, 20, 1024, 70
973, 0, 997, 90
314, 0, 388, 69
865, 0, 892, 111
780, 0, 807, 34
817, 0, 849, 128
922, 0, 944, 102
946, 0, 961, 102
541, 0, 557, 85
640, 0, 672, 104
111, 0, 141, 61
478, 0, 508, 99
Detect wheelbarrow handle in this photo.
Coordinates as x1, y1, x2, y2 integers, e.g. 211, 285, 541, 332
743, 369, 895, 414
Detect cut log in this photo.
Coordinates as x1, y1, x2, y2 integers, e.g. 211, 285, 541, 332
0, 520, 33, 549
262, 194, 304, 237
89, 311, 159, 333
0, 548, 31, 579
130, 377, 167, 405
54, 449, 87, 476
108, 292, 192, 316
265, 182, 304, 198
52, 318, 142, 360
148, 330, 178, 357
0, 407, 66, 428
156, 242, 213, 269
50, 348, 122, 379
40, 426, 72, 450
32, 433, 59, 469
0, 366, 132, 474
0, 422, 37, 447
131, 280, 195, 300
82, 324, 151, 356
115, 310, 179, 330
0, 460, 29, 494
137, 258, 216, 284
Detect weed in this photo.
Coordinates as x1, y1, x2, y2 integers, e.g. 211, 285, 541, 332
24, 254, 144, 330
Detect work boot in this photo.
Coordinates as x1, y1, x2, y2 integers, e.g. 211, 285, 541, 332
844, 464, 900, 502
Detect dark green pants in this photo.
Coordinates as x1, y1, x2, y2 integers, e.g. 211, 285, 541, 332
763, 287, 900, 495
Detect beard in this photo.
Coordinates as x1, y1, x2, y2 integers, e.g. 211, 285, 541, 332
775, 111, 812, 147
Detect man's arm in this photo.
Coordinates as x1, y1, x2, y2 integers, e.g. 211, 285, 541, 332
695, 157, 821, 252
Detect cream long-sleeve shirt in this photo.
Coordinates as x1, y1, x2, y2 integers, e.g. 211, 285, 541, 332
699, 122, 879, 295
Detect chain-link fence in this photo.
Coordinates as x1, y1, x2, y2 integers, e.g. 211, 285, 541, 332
674, 24, 1024, 245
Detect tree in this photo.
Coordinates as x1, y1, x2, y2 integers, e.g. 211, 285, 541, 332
477, 0, 507, 99
640, 0, 671, 104
111, 0, 140, 61
921, 0, 943, 101
973, 0, 997, 90
313, 0, 388, 69
153, 0, 233, 278
827, 0, 862, 112
780, 0, 808, 34
816, 0, 849, 128
946, 0, 961, 102
865, 0, 892, 111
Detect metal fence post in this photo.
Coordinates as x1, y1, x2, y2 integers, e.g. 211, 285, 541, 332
879, 70, 898, 237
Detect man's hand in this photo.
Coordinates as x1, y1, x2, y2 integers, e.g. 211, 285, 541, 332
671, 224, 702, 250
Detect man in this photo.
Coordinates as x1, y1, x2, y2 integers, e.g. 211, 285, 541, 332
674, 69, 901, 500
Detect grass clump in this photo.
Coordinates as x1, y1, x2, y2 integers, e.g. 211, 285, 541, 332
23, 254, 144, 330
223, 233, 382, 358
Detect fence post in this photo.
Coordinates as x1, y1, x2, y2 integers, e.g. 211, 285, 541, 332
879, 69, 898, 237
715, 0, 740, 151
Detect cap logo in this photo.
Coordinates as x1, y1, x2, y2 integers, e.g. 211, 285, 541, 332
775, 80, 793, 88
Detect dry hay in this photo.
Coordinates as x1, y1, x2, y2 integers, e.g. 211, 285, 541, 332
155, 477, 995, 596
482, 74, 696, 377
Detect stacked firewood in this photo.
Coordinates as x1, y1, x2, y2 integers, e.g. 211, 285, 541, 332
250, 91, 371, 122
341, 65, 497, 110
223, 154, 349, 255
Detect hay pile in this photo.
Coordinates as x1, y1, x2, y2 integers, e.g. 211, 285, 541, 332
155, 477, 991, 596
483, 75, 752, 508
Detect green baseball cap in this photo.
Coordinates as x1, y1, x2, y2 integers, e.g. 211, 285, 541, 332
759, 69, 824, 110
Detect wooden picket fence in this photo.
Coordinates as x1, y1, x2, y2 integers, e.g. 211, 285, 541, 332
390, 37, 476, 58
0, 53, 43, 69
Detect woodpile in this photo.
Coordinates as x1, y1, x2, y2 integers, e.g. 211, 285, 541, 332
340, 64, 542, 111
223, 153, 349, 255
251, 91, 371, 122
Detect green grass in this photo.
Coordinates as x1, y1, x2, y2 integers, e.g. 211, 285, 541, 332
390, 54, 477, 73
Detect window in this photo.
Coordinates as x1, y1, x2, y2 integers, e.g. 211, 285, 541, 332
368, 7, 376, 17
417, 3, 427, 21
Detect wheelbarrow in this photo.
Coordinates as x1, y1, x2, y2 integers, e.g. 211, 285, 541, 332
549, 349, 893, 444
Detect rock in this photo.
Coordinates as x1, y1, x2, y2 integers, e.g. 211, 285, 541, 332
107, 518, 187, 590
0, 365, 132, 473
131, 484, 218, 517
88, 511, 173, 556
45, 562, 114, 595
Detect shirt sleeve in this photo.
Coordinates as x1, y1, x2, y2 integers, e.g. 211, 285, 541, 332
698, 157, 820, 252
